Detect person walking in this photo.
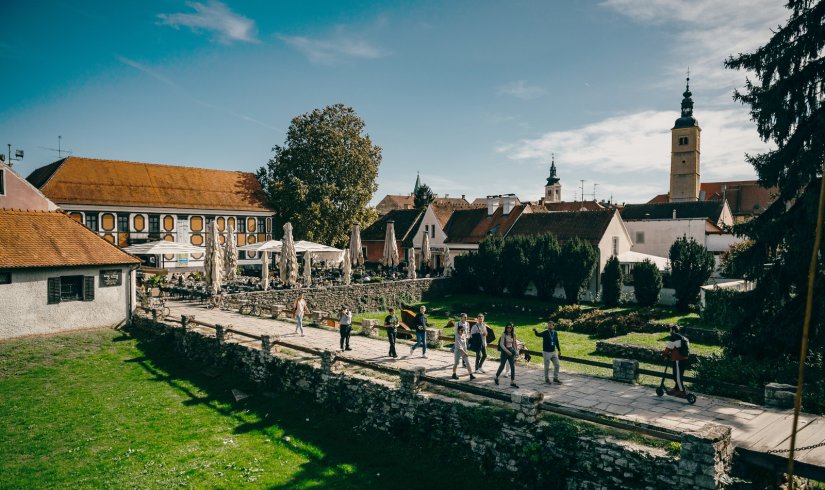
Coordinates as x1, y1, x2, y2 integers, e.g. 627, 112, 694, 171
385, 307, 399, 358
663, 325, 690, 395
456, 313, 471, 370
339, 306, 352, 352
451, 323, 475, 380
409, 305, 428, 358
293, 292, 308, 337
533, 321, 563, 384
494, 323, 519, 388
470, 314, 488, 373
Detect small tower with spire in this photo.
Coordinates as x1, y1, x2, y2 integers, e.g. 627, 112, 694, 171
669, 72, 701, 202
544, 154, 562, 203
413, 172, 421, 195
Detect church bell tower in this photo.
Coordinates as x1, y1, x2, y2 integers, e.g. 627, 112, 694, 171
544, 154, 561, 203
669, 76, 701, 202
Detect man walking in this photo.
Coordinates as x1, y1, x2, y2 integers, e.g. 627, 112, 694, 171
410, 305, 428, 358
533, 321, 562, 384
339, 306, 352, 352
385, 307, 399, 358
470, 314, 488, 373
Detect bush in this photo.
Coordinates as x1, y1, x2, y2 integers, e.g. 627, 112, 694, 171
476, 236, 506, 295
669, 236, 715, 312
701, 288, 745, 329
501, 235, 534, 297
601, 256, 623, 307
452, 252, 479, 293
531, 234, 561, 299
559, 237, 598, 304
633, 260, 662, 307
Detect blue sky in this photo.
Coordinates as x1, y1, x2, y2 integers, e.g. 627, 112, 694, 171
0, 0, 786, 204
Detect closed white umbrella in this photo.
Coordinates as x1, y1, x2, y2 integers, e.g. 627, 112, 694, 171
280, 222, 298, 287
224, 224, 238, 282
383, 221, 399, 268
408, 249, 417, 279
261, 250, 270, 291
303, 252, 312, 287
421, 231, 432, 270
350, 224, 363, 268
443, 246, 453, 275
205, 220, 223, 295
342, 248, 352, 285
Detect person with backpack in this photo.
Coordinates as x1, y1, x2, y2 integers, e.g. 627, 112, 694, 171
663, 325, 690, 395
470, 314, 489, 373
494, 323, 519, 388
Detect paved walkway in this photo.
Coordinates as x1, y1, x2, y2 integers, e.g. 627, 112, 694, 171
167, 301, 825, 470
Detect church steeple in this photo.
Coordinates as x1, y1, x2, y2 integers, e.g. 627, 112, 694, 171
546, 154, 560, 186
669, 73, 701, 202
413, 172, 421, 194
674, 73, 698, 128
544, 154, 562, 203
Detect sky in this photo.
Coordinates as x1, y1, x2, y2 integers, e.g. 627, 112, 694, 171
0, 0, 788, 205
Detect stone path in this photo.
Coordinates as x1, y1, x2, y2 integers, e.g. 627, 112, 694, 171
167, 301, 825, 470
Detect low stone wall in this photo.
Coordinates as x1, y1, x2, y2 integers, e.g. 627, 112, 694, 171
646, 322, 727, 346
595, 340, 709, 366
224, 278, 449, 314
128, 315, 739, 489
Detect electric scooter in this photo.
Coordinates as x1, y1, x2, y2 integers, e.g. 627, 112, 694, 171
655, 362, 697, 404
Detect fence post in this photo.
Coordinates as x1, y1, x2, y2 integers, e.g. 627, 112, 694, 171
320, 350, 338, 373
677, 423, 733, 489
261, 335, 272, 360
612, 358, 639, 384
511, 390, 544, 424
399, 366, 426, 396
215, 324, 225, 345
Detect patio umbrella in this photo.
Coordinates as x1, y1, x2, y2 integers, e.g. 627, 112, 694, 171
280, 222, 298, 287
383, 221, 399, 268
443, 246, 453, 276
303, 252, 312, 287
205, 220, 223, 295
342, 248, 352, 285
123, 240, 204, 255
238, 239, 282, 253
261, 250, 270, 291
421, 231, 432, 272
224, 223, 238, 282
408, 249, 417, 279
350, 223, 364, 268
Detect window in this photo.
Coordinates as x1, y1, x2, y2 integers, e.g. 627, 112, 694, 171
431, 225, 435, 238
0, 271, 10, 284
0, 168, 5, 195
237, 217, 246, 233
117, 214, 129, 232
635, 231, 645, 244
85, 213, 98, 231
148, 215, 160, 233
257, 217, 266, 233
612, 236, 619, 256
678, 136, 689, 145
48, 276, 95, 304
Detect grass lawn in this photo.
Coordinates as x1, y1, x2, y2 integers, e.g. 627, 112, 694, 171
608, 332, 723, 357
0, 329, 508, 489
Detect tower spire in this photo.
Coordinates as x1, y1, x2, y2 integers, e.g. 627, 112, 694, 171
674, 70, 697, 128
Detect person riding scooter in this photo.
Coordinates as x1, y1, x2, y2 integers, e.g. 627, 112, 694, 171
662, 326, 690, 396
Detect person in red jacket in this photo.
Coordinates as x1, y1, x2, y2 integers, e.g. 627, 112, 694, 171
663, 326, 689, 395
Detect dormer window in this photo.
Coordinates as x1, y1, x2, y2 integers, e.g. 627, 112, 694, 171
678, 136, 689, 145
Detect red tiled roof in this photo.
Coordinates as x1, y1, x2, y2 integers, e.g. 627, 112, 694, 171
28, 157, 272, 212
431, 201, 484, 228
506, 210, 617, 246
543, 200, 605, 212
0, 209, 140, 269
444, 204, 528, 244
647, 181, 775, 216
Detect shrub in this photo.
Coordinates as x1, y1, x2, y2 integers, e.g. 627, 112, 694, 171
501, 235, 534, 297
669, 236, 715, 312
531, 234, 561, 299
476, 236, 506, 295
701, 288, 745, 329
559, 237, 598, 304
601, 256, 623, 307
452, 252, 478, 293
633, 260, 662, 307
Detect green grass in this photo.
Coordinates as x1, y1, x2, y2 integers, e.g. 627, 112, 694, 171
608, 332, 723, 356
0, 329, 508, 489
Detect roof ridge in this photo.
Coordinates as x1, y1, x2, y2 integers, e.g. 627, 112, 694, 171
61, 156, 259, 176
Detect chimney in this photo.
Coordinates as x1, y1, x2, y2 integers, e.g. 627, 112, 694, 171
487, 195, 500, 216
502, 194, 518, 215
461, 194, 466, 200
444, 193, 449, 198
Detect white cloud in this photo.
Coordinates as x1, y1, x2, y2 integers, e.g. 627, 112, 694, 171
278, 33, 387, 65
496, 108, 770, 180
158, 0, 259, 44
497, 80, 547, 100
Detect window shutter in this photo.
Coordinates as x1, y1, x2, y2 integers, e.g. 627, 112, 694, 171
47, 277, 61, 304
83, 276, 95, 301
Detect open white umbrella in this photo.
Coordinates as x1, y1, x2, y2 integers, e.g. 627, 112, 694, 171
238, 240, 282, 253
303, 252, 312, 287
421, 231, 432, 271
224, 224, 238, 282
123, 240, 204, 255
280, 222, 298, 287
383, 220, 399, 268
261, 250, 270, 291
350, 224, 363, 268
408, 249, 417, 279
342, 248, 352, 285
205, 220, 223, 295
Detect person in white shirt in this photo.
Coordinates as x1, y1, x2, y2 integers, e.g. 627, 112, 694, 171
470, 314, 489, 373
451, 322, 476, 380
293, 292, 308, 337
339, 306, 353, 351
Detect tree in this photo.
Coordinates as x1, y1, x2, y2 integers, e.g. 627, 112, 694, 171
501, 235, 534, 297
531, 233, 561, 299
413, 183, 435, 209
724, 0, 825, 360
669, 236, 714, 312
476, 235, 505, 295
633, 260, 662, 307
601, 255, 623, 308
452, 252, 478, 293
558, 237, 598, 304
257, 104, 380, 246
719, 240, 755, 279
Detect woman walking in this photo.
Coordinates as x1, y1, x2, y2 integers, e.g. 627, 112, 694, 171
470, 314, 488, 373
339, 306, 352, 351
494, 323, 519, 388
293, 292, 307, 337
451, 323, 475, 380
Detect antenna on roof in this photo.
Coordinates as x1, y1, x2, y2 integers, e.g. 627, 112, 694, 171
592, 183, 598, 201
6, 144, 24, 167
39, 135, 73, 159
579, 179, 585, 202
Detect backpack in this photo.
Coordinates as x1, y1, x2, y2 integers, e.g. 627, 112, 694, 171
677, 334, 690, 357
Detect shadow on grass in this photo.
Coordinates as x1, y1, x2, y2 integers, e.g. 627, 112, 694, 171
126, 327, 505, 490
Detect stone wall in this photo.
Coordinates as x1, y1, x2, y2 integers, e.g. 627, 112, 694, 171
224, 278, 449, 314
595, 340, 709, 365
128, 315, 740, 489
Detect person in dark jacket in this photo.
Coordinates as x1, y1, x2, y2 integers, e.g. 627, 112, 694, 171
339, 306, 352, 351
663, 326, 689, 395
533, 321, 562, 384
409, 305, 428, 358
494, 323, 519, 388
385, 308, 399, 358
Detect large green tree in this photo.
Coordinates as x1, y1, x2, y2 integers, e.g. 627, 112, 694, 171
669, 236, 715, 312
632, 260, 662, 307
531, 233, 562, 299
725, 0, 825, 359
476, 235, 505, 295
257, 104, 380, 246
413, 183, 435, 209
559, 237, 598, 305
501, 235, 534, 297
601, 255, 623, 308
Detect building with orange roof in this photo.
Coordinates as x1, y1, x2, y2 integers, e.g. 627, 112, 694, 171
27, 156, 275, 270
